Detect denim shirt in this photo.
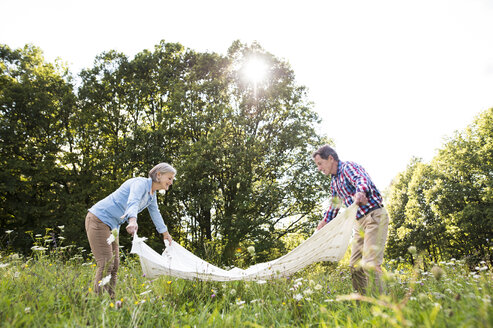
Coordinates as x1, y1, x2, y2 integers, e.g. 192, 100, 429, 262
88, 177, 167, 233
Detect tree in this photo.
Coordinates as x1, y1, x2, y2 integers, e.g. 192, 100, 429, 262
0, 44, 76, 251
428, 108, 493, 264
179, 41, 329, 263
385, 157, 421, 261
404, 162, 447, 262
1, 40, 331, 266
386, 108, 493, 265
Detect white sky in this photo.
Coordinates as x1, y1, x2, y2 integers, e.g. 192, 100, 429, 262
2, 0, 493, 190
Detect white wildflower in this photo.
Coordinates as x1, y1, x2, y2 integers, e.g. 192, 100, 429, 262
106, 234, 115, 245
24, 307, 31, 313
99, 275, 111, 287
0, 263, 9, 268
293, 293, 303, 301
58, 225, 65, 230
140, 290, 152, 296
229, 289, 236, 296
106, 228, 118, 245
303, 289, 313, 296
256, 280, 267, 284
479, 266, 488, 272
31, 246, 48, 251
314, 284, 323, 291
5, 230, 13, 234
247, 246, 255, 255
236, 300, 246, 306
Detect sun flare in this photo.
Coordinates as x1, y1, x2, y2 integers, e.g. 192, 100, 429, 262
242, 57, 268, 84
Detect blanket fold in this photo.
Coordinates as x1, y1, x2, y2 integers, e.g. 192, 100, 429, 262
131, 204, 357, 281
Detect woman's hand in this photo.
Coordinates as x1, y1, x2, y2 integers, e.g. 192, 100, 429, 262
162, 231, 172, 246
126, 217, 138, 235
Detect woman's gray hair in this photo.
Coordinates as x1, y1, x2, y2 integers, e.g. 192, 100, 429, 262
312, 145, 339, 161
149, 163, 177, 182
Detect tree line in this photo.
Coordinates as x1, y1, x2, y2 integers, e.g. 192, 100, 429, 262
0, 41, 330, 264
1, 41, 491, 266
386, 108, 493, 266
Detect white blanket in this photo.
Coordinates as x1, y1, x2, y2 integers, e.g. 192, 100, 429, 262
130, 204, 357, 281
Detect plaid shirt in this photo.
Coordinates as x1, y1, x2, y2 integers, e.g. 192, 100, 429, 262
323, 161, 383, 222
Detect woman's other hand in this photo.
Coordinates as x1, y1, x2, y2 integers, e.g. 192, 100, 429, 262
162, 231, 172, 246
126, 218, 138, 235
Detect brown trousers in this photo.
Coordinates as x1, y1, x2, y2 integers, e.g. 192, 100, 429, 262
349, 207, 389, 295
85, 212, 119, 298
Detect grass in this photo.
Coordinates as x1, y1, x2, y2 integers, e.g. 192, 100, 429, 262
0, 238, 492, 327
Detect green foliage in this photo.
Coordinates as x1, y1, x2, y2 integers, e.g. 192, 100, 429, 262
0, 44, 78, 252
386, 108, 493, 265
1, 41, 329, 263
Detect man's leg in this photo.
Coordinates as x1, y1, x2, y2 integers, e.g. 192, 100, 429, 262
361, 208, 389, 295
349, 222, 367, 294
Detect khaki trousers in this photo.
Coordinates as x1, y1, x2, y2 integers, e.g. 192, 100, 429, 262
85, 212, 119, 298
349, 207, 389, 295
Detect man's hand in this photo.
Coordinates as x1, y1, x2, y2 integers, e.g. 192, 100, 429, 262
353, 192, 369, 206
162, 231, 172, 246
316, 219, 328, 231
126, 217, 138, 235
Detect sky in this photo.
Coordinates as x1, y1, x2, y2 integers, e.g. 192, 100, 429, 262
2, 0, 493, 190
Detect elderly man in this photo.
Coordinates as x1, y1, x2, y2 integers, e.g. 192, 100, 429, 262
312, 145, 389, 295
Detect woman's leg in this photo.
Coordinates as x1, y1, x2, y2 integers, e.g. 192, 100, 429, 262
85, 212, 119, 298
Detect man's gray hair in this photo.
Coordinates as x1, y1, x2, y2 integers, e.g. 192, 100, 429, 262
149, 163, 177, 182
312, 145, 339, 161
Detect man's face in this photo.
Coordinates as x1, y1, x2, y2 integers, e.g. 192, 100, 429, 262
313, 154, 336, 175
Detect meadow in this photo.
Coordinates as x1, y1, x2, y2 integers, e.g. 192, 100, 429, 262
0, 232, 491, 327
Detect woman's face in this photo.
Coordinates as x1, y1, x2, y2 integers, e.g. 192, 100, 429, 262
157, 172, 175, 190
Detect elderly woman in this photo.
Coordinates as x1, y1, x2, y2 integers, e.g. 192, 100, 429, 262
85, 163, 176, 297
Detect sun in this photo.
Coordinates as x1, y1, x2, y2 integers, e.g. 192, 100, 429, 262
242, 57, 268, 85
